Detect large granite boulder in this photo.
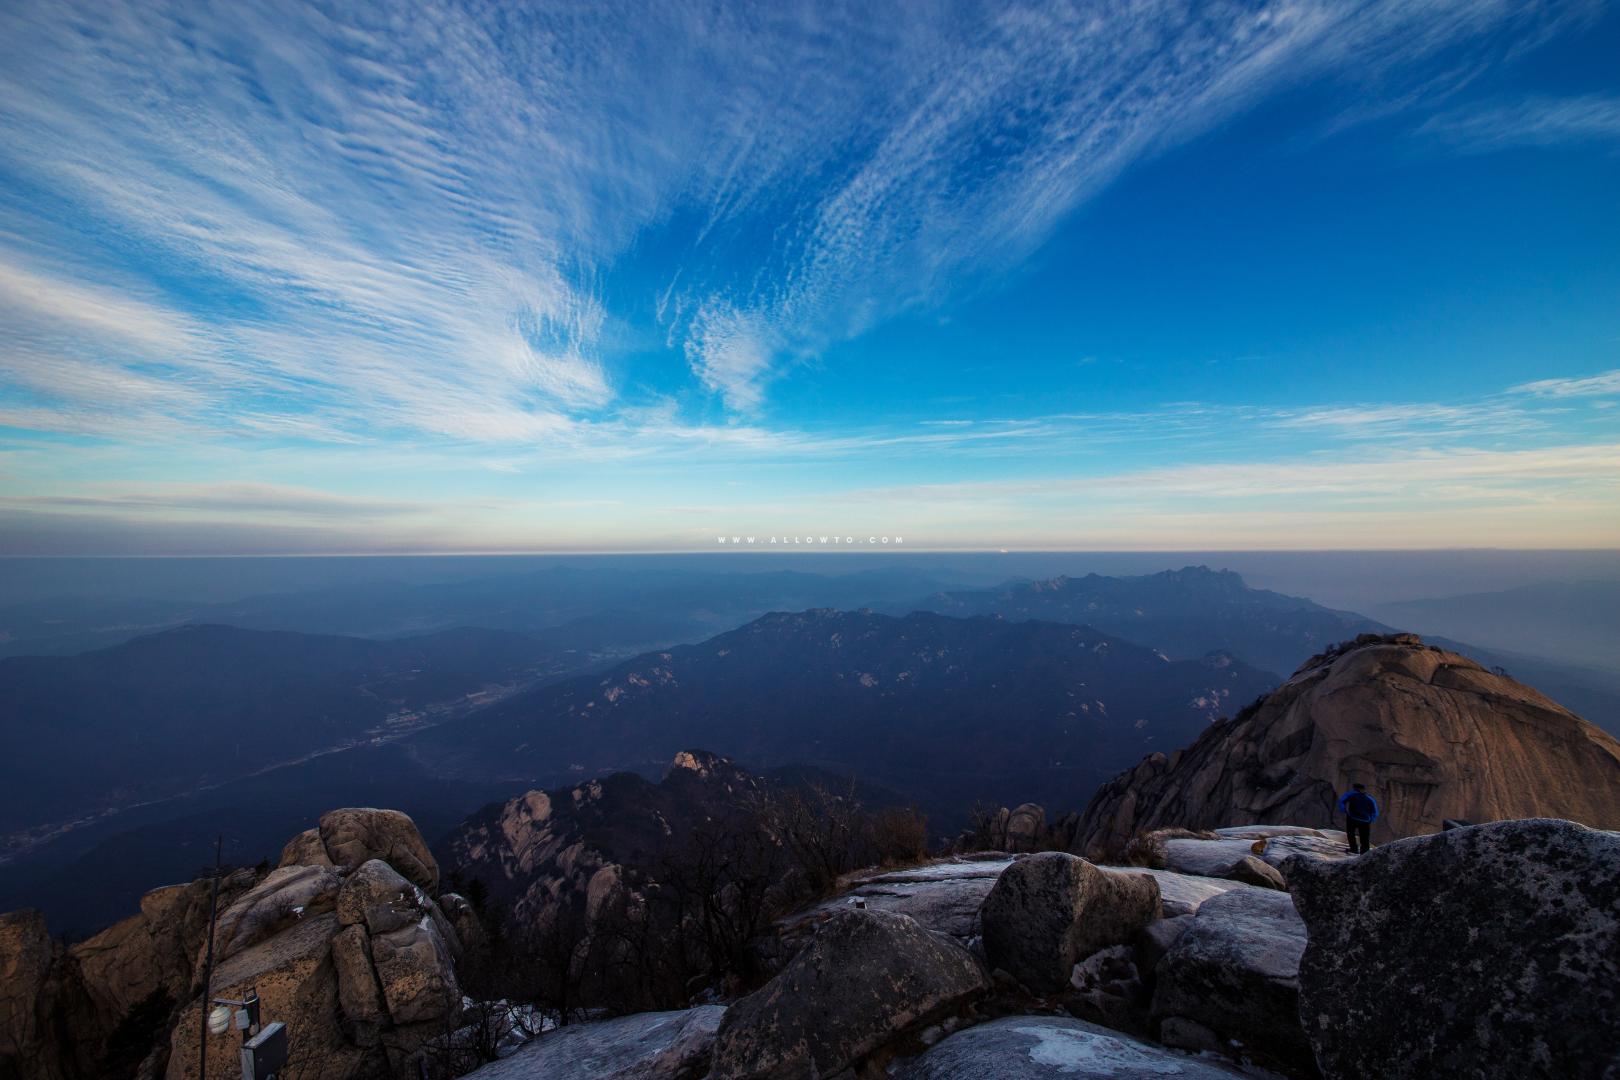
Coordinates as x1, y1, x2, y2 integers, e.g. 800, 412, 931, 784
461, 1006, 725, 1079
1006, 803, 1046, 853
166, 900, 461, 1079
209, 864, 342, 962
979, 852, 1161, 993
1150, 886, 1312, 1075
1072, 635, 1620, 856
313, 808, 440, 894
330, 923, 388, 1029
438, 892, 484, 954
2, 807, 457, 1080
336, 858, 427, 934
896, 1015, 1251, 1078
368, 916, 461, 1026
1287, 817, 1620, 1080
279, 826, 336, 869
1220, 855, 1287, 890
709, 909, 988, 1079
158, 813, 463, 1080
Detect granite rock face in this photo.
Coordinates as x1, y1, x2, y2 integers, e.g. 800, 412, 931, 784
1, 865, 262, 1080
1150, 886, 1313, 1075
0, 807, 470, 1080
1005, 803, 1047, 853
166, 913, 366, 1080
165, 833, 464, 1080
336, 858, 427, 935
1072, 634, 1620, 856
315, 807, 441, 894
460, 1006, 725, 1080
1287, 817, 1620, 1080
896, 1015, 1252, 1079
0, 909, 75, 1080
208, 864, 342, 963
708, 909, 988, 1079
979, 852, 1161, 994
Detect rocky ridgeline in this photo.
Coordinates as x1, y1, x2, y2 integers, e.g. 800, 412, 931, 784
5, 811, 1617, 1078
442, 749, 769, 930
1073, 633, 1620, 857
1, 808, 477, 1080
459, 818, 1619, 1079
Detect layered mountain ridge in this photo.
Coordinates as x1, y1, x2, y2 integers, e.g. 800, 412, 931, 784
410, 608, 1277, 819
892, 566, 1379, 676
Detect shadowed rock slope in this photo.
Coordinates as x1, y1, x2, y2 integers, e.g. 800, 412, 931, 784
441, 750, 769, 928
1072, 634, 1620, 857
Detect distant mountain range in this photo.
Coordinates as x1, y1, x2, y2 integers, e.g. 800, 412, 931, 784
409, 608, 1276, 819
888, 566, 1620, 735
889, 566, 1375, 676
0, 566, 963, 658
1373, 580, 1620, 675
7, 563, 1618, 936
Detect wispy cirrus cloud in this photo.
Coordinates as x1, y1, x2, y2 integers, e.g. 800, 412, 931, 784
0, 0, 1597, 439
665, 1, 1598, 409
1510, 367, 1620, 399
0, 483, 431, 520
1420, 93, 1620, 150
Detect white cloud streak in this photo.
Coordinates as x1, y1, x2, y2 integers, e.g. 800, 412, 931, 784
1421, 94, 1620, 150
1511, 368, 1620, 399
0, 0, 1594, 438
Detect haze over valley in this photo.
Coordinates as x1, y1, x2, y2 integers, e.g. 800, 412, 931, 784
4, 552, 1617, 935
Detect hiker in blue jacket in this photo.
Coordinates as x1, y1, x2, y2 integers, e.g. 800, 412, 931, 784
1338, 782, 1379, 854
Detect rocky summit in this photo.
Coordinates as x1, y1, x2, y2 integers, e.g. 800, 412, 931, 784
0, 808, 471, 1080
1071, 633, 1620, 857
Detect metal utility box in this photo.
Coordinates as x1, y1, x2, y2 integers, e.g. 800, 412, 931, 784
239, 1021, 288, 1080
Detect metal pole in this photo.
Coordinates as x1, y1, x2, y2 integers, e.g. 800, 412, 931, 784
197, 835, 224, 1080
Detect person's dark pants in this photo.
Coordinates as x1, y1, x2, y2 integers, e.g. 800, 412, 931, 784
1346, 819, 1371, 854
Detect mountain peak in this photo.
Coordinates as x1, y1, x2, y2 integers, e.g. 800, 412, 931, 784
1158, 565, 1247, 587
1072, 636, 1620, 857
1293, 631, 1427, 677
665, 748, 733, 780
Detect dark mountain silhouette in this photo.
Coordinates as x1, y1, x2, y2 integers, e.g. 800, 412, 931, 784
409, 609, 1277, 819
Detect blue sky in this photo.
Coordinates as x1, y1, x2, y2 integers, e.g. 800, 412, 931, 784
0, 0, 1617, 554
